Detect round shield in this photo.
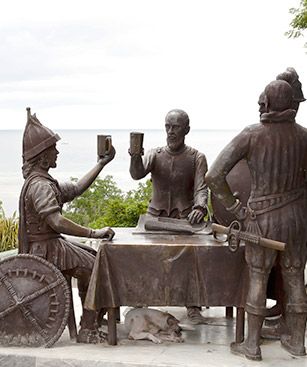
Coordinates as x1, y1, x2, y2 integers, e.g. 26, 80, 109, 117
0, 254, 70, 347
211, 159, 251, 226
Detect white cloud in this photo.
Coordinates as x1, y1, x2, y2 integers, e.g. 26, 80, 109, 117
0, 0, 306, 130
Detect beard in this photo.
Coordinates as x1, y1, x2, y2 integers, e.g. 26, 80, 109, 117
39, 156, 57, 170
167, 136, 184, 151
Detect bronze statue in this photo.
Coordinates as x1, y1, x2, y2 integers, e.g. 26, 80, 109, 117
276, 67, 306, 112
206, 80, 307, 361
0, 254, 72, 347
261, 67, 306, 338
129, 109, 209, 323
211, 67, 306, 339
18, 108, 115, 344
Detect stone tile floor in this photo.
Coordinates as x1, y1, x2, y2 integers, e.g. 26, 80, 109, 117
0, 290, 306, 367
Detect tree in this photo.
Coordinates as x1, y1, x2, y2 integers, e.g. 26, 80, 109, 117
64, 176, 152, 228
286, 0, 307, 45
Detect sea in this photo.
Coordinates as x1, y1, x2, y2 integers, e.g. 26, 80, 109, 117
0, 129, 240, 216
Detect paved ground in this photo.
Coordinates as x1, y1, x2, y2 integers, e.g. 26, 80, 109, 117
0, 293, 306, 367
0, 250, 306, 366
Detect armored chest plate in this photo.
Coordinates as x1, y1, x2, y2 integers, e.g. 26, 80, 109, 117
0, 254, 70, 347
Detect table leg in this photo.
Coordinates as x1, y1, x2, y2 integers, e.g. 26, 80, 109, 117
107, 307, 117, 345
226, 306, 233, 318
235, 307, 245, 343
115, 306, 121, 322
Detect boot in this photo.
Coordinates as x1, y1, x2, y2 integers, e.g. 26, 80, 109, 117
281, 313, 306, 357
230, 313, 263, 361
77, 308, 107, 344
187, 306, 207, 324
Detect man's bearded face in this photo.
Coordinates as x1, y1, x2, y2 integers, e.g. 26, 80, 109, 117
44, 144, 59, 169
165, 116, 188, 151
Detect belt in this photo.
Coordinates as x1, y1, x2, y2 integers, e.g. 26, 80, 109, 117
27, 232, 62, 242
248, 188, 304, 216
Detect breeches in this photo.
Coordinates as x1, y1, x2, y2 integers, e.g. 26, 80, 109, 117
245, 243, 307, 315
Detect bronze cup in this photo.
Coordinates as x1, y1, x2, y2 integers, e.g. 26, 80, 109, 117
97, 135, 112, 160
130, 132, 144, 155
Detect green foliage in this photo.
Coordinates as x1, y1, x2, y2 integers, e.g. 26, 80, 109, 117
286, 0, 307, 45
101, 180, 152, 227
64, 176, 152, 228
64, 175, 122, 227
0, 201, 18, 252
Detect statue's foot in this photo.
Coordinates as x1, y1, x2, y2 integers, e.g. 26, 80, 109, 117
187, 307, 208, 325
77, 328, 107, 344
281, 334, 306, 357
230, 341, 262, 361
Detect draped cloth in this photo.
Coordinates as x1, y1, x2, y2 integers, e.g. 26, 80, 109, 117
85, 229, 248, 310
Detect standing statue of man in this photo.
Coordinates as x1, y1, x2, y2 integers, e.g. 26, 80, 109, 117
262, 67, 306, 335
18, 108, 115, 344
129, 109, 209, 323
206, 80, 307, 361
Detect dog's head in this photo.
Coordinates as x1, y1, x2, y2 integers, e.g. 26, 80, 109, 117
166, 315, 182, 336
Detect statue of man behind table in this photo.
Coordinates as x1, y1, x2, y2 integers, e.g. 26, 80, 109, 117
129, 109, 209, 323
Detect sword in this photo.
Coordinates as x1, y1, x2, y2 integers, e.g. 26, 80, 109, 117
212, 221, 286, 252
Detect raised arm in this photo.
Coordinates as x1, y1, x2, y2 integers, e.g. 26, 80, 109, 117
73, 146, 116, 197
129, 154, 147, 179
129, 149, 154, 180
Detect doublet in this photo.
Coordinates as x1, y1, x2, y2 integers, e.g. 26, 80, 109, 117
144, 145, 208, 218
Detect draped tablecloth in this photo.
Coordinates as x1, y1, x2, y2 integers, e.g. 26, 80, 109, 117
85, 228, 248, 310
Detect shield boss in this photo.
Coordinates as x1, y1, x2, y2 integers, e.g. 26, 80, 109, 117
0, 254, 70, 347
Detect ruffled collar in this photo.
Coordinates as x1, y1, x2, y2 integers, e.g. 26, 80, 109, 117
260, 109, 296, 123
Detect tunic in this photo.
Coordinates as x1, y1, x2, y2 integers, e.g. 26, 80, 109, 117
18, 171, 95, 271
210, 120, 307, 271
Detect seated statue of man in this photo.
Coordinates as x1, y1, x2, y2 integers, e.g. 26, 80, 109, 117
129, 108, 209, 323
18, 108, 115, 344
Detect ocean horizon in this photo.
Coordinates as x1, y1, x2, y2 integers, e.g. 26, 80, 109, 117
0, 129, 240, 216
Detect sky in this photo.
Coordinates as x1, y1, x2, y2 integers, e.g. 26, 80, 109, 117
0, 0, 306, 131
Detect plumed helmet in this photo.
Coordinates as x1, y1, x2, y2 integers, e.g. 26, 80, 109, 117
23, 107, 60, 161
263, 80, 294, 112
276, 67, 306, 103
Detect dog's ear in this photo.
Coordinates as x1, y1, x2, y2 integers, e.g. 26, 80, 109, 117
167, 316, 179, 326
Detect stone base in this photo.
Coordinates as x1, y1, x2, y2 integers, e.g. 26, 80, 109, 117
0, 306, 305, 367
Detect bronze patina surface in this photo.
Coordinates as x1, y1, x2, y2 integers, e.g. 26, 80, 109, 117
17, 108, 115, 345
0, 254, 70, 347
85, 229, 248, 309
206, 79, 307, 361
129, 109, 209, 323
84, 228, 247, 345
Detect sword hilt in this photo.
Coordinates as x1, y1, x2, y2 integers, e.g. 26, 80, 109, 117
212, 222, 286, 252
